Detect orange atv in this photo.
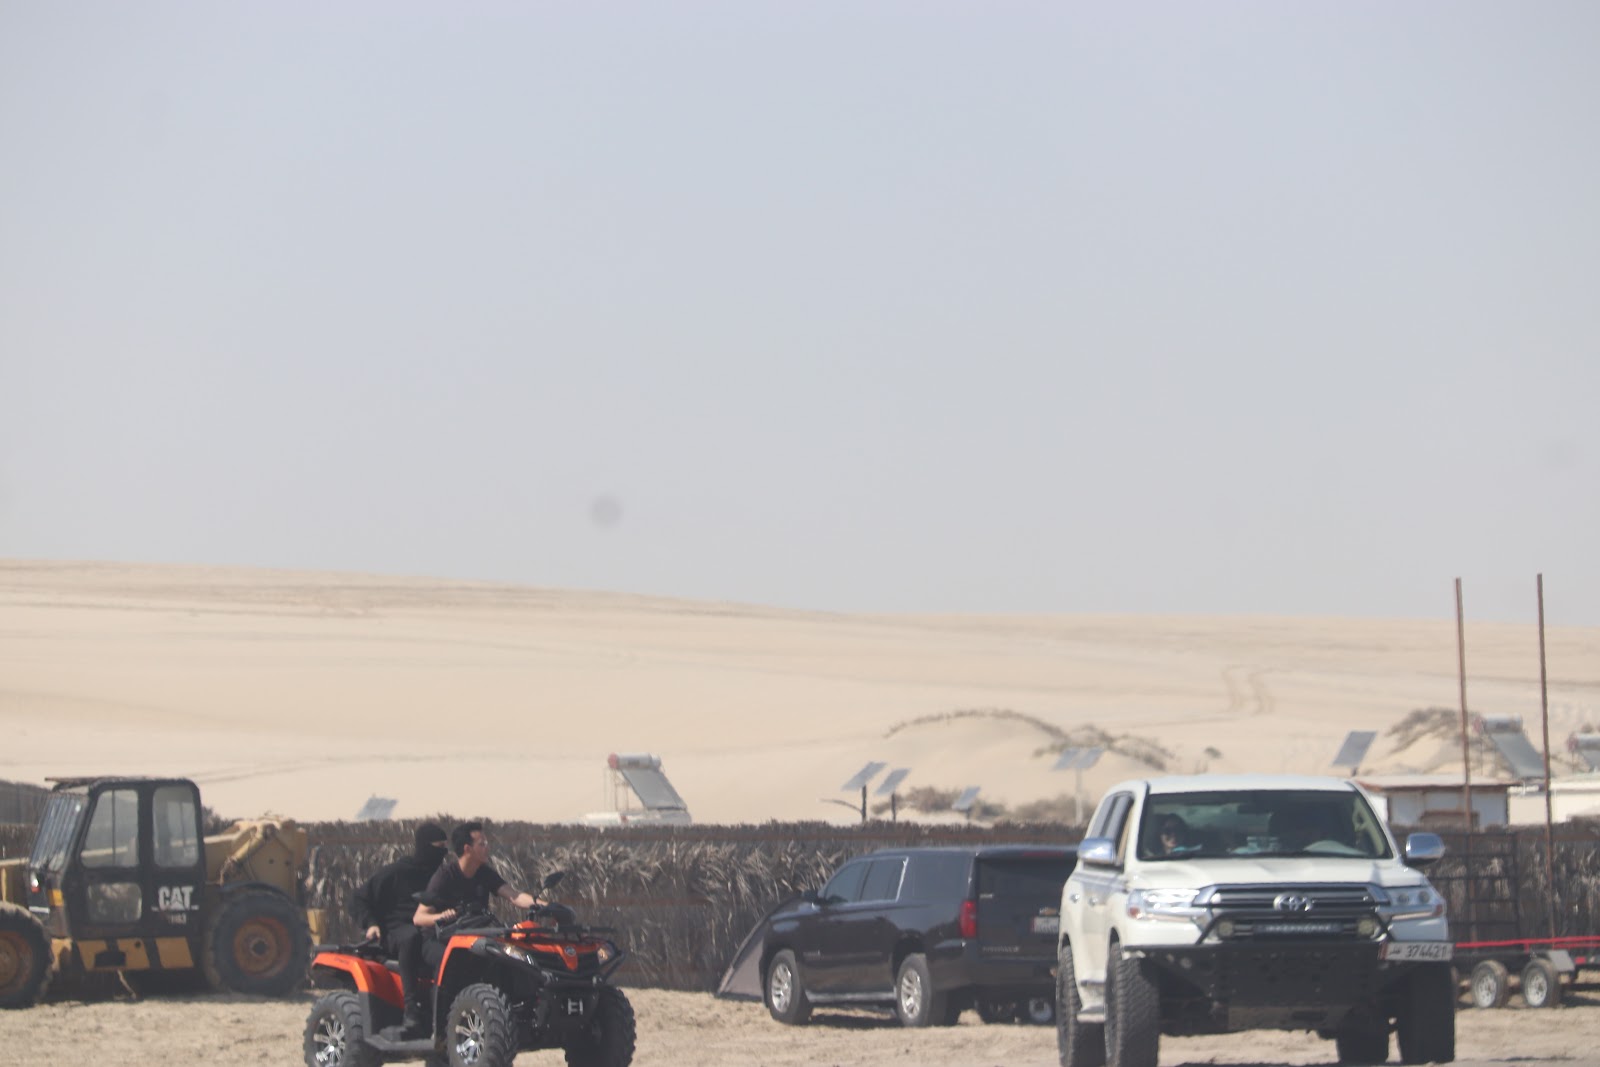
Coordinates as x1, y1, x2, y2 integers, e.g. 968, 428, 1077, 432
304, 873, 634, 1067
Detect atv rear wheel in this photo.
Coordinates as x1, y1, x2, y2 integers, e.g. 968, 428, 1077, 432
0, 902, 53, 1009
565, 986, 637, 1067
203, 888, 311, 997
304, 989, 380, 1067
446, 982, 517, 1067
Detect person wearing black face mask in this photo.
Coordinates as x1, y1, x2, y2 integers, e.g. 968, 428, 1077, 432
350, 821, 448, 1037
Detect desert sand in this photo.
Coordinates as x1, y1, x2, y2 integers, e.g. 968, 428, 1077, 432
10, 986, 1600, 1066
2, 560, 1598, 827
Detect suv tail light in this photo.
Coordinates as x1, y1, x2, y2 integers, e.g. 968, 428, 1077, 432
959, 899, 978, 939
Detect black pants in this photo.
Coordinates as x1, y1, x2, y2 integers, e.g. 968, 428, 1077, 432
390, 924, 427, 1011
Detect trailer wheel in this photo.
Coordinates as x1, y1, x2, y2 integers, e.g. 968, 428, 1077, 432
1520, 958, 1561, 1009
1469, 960, 1510, 1009
0, 902, 54, 1009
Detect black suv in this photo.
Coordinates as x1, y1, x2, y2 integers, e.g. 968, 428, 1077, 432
755, 845, 1074, 1027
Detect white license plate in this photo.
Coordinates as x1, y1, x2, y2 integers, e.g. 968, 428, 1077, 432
1382, 941, 1453, 962
1031, 916, 1060, 935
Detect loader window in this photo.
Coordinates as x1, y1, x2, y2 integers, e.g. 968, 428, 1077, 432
30, 793, 87, 873
153, 785, 200, 868
81, 788, 139, 868
86, 881, 143, 924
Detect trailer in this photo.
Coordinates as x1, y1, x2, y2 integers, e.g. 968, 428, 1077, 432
1456, 935, 1600, 1009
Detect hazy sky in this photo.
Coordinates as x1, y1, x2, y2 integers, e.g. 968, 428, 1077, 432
2, 3, 1596, 624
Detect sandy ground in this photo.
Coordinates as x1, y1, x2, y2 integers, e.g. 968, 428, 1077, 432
3, 560, 1598, 828
8, 986, 1600, 1066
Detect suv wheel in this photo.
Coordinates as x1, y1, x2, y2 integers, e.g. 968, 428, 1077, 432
1056, 942, 1105, 1067
894, 953, 951, 1028
765, 950, 812, 1025
1103, 946, 1159, 1067
1395, 963, 1456, 1065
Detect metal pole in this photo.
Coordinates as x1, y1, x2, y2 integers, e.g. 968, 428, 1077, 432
1456, 578, 1475, 941
860, 785, 868, 825
1538, 573, 1556, 939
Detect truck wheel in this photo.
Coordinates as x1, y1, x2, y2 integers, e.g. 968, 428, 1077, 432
1023, 995, 1055, 1025
203, 888, 311, 997
1520, 958, 1561, 1009
1056, 942, 1106, 1067
564, 987, 637, 1067
895, 953, 950, 1028
1333, 1014, 1389, 1065
1469, 959, 1509, 1009
1396, 963, 1456, 1065
764, 949, 812, 1024
446, 982, 517, 1067
0, 902, 54, 1009
1103, 947, 1159, 1067
303, 989, 379, 1067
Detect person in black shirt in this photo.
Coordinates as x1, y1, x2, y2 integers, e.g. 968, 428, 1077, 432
351, 821, 449, 947
404, 822, 540, 1037
350, 821, 448, 1039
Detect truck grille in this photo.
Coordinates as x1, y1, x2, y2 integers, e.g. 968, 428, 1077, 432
1200, 884, 1378, 941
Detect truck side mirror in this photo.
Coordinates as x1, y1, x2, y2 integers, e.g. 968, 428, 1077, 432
1403, 832, 1445, 867
1076, 837, 1119, 869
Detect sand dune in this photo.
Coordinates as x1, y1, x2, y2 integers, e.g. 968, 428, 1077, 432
3, 560, 1597, 826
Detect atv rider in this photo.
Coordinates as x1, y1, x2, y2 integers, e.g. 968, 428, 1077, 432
350, 821, 449, 1038
407, 822, 541, 1036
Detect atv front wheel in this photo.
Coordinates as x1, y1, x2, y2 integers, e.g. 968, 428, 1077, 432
203, 888, 311, 997
446, 982, 517, 1067
304, 989, 379, 1067
565, 986, 637, 1067
0, 902, 53, 1009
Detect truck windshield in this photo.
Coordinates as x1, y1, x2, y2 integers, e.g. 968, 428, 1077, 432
1137, 789, 1392, 861
29, 792, 88, 873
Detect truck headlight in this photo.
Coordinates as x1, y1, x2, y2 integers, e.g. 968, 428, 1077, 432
1127, 888, 1200, 920
1378, 885, 1444, 920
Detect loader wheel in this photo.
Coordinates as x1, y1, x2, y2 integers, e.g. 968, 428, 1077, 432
304, 989, 380, 1067
0, 902, 53, 1009
564, 987, 637, 1067
203, 888, 311, 997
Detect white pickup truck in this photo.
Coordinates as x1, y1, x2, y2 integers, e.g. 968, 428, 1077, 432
1057, 774, 1454, 1067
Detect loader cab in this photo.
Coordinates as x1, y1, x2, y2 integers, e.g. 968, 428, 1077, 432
26, 777, 206, 954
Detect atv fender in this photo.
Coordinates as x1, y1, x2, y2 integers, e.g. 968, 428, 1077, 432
311, 952, 403, 1006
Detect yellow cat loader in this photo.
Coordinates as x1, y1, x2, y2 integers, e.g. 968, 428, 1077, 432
0, 776, 324, 1008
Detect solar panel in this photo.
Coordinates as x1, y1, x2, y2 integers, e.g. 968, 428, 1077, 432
1570, 734, 1600, 772
1483, 729, 1547, 781
1054, 747, 1104, 771
1331, 730, 1377, 770
952, 786, 981, 813
355, 796, 398, 821
618, 762, 689, 811
841, 761, 887, 792
875, 768, 911, 795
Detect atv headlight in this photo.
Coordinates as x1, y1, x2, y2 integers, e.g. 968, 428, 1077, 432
491, 942, 537, 966
1127, 888, 1201, 921
597, 943, 615, 964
